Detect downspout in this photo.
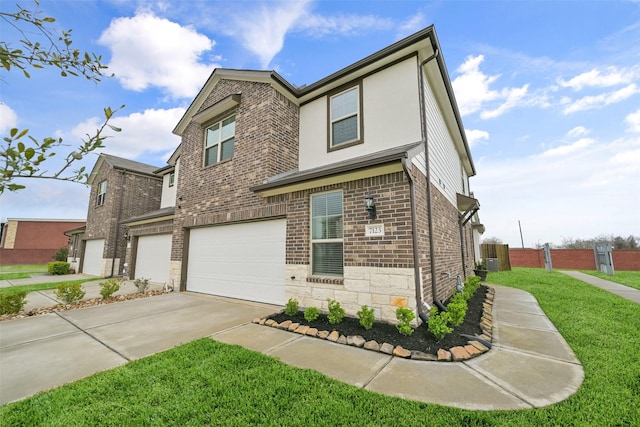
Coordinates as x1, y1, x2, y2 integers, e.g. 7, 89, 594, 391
418, 48, 446, 311
402, 157, 430, 323
110, 171, 126, 277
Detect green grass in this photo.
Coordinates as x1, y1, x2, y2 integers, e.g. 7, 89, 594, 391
0, 278, 101, 296
0, 272, 31, 280
581, 270, 640, 291
0, 264, 47, 274
1, 268, 638, 425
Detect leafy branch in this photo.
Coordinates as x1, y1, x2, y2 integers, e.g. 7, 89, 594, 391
0, 0, 111, 82
1, 105, 125, 194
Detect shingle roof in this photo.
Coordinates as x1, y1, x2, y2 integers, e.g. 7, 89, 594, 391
101, 153, 160, 175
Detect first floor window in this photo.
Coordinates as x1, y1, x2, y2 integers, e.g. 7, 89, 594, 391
311, 191, 343, 276
96, 180, 107, 206
205, 115, 235, 166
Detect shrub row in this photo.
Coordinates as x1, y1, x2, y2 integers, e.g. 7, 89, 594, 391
427, 276, 481, 340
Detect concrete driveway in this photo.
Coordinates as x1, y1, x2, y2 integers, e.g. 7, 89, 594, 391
0, 292, 279, 405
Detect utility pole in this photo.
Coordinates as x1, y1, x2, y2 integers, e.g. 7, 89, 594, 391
518, 220, 525, 249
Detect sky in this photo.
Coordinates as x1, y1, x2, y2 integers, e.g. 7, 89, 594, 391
1, 0, 639, 248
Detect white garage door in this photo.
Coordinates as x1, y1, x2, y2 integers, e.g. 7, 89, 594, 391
187, 220, 286, 305
135, 234, 172, 284
83, 239, 105, 276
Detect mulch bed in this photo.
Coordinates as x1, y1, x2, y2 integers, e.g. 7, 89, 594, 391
267, 285, 487, 354
0, 290, 169, 322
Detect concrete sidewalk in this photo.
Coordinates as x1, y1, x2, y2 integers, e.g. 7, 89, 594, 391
0, 274, 165, 311
559, 270, 640, 304
0, 286, 584, 410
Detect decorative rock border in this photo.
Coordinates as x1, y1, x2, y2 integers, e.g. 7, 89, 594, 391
253, 286, 495, 362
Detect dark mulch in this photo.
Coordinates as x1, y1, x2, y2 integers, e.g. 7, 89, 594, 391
268, 285, 487, 354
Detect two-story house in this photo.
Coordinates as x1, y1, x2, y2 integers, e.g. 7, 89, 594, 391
80, 154, 163, 277
162, 26, 480, 323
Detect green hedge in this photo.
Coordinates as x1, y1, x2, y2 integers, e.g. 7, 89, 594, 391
48, 262, 70, 275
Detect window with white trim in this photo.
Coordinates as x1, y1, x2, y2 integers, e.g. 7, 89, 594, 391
96, 180, 107, 206
205, 115, 235, 166
330, 86, 360, 148
168, 172, 175, 187
311, 191, 343, 276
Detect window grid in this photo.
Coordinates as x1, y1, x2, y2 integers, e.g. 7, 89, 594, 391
311, 191, 344, 276
96, 180, 107, 206
330, 87, 359, 147
205, 115, 235, 166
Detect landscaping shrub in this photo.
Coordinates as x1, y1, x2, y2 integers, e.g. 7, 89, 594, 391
427, 307, 453, 340
327, 299, 345, 324
463, 276, 481, 300
55, 284, 85, 304
357, 305, 375, 330
133, 278, 150, 293
0, 291, 28, 314
48, 261, 70, 275
99, 278, 121, 299
52, 247, 69, 262
447, 292, 468, 326
284, 298, 299, 316
304, 306, 320, 322
395, 307, 415, 336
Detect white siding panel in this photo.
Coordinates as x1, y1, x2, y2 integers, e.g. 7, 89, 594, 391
83, 239, 105, 276
422, 72, 464, 205
135, 234, 172, 284
187, 220, 286, 305
299, 58, 421, 171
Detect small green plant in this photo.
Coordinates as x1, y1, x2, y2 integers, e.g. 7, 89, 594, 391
52, 247, 69, 261
55, 284, 85, 304
133, 277, 150, 293
99, 278, 121, 299
0, 291, 28, 314
304, 306, 320, 322
447, 293, 468, 326
395, 307, 415, 336
357, 305, 375, 330
327, 299, 345, 324
284, 298, 299, 316
428, 307, 453, 340
463, 276, 481, 300
48, 261, 70, 275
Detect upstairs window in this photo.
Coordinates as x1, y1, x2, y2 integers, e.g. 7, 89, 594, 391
205, 115, 235, 166
311, 191, 344, 276
329, 85, 361, 149
168, 172, 175, 187
96, 180, 107, 206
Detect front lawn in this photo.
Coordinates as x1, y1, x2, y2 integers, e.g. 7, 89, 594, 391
581, 270, 640, 291
0, 272, 31, 280
0, 264, 47, 274
1, 268, 638, 425
0, 278, 102, 296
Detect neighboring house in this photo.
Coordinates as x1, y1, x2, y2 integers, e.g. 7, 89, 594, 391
80, 154, 162, 277
158, 26, 482, 323
0, 218, 85, 265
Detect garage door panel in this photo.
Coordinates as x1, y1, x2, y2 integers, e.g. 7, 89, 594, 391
187, 220, 285, 305
135, 234, 171, 284
83, 239, 105, 276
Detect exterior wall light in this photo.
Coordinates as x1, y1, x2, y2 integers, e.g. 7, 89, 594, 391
364, 193, 377, 219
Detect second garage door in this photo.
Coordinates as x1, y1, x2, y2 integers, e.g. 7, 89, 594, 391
83, 239, 105, 276
135, 234, 172, 284
186, 220, 286, 305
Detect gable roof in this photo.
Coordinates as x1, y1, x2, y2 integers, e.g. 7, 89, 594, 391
173, 25, 474, 175
87, 153, 161, 185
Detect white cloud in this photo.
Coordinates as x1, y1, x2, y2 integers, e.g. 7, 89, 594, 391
558, 66, 636, 90
0, 103, 18, 133
539, 138, 596, 157
567, 126, 590, 138
452, 55, 529, 119
395, 12, 426, 39
98, 12, 218, 99
297, 12, 394, 38
471, 136, 639, 248
69, 108, 184, 160
563, 84, 640, 114
626, 109, 640, 132
465, 129, 490, 147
